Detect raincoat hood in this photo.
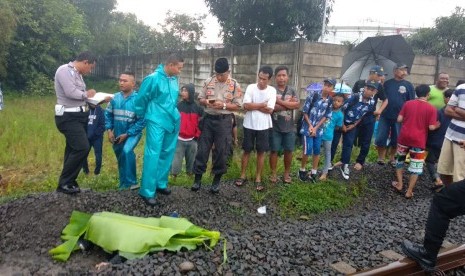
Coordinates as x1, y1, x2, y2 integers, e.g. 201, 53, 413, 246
181, 83, 196, 104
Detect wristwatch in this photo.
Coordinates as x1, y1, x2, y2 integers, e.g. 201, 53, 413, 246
222, 103, 227, 110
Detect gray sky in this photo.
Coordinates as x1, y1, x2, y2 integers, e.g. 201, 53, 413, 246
116, 0, 463, 43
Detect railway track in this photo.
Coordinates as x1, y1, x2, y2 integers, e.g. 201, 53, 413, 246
334, 244, 465, 275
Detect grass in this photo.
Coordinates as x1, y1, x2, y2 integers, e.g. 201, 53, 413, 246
0, 91, 371, 217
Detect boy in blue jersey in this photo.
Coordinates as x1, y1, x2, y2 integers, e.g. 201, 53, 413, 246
320, 93, 344, 180
105, 72, 146, 190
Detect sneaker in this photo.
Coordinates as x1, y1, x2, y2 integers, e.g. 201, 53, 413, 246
340, 164, 350, 180
298, 170, 308, 182
309, 173, 317, 183
328, 163, 334, 171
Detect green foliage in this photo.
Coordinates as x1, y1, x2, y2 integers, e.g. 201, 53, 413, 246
24, 72, 54, 96
204, 0, 334, 45
278, 178, 366, 217
5, 0, 90, 89
158, 11, 207, 50
0, 0, 16, 79
408, 7, 465, 59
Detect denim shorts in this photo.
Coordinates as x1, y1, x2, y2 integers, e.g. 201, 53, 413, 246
375, 116, 399, 147
302, 134, 322, 156
270, 129, 295, 152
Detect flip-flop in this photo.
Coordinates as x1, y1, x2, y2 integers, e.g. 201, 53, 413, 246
269, 176, 278, 184
391, 181, 403, 193
429, 184, 444, 191
283, 176, 292, 184
255, 182, 264, 191
235, 178, 247, 187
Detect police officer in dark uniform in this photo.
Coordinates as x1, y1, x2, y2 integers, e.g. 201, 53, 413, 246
191, 58, 243, 193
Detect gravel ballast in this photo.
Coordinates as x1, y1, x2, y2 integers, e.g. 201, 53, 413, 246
1, 164, 465, 275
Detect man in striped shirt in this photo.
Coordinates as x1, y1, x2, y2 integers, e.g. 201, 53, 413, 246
437, 83, 465, 185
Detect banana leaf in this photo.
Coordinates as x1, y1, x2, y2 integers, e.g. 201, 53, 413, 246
49, 211, 221, 262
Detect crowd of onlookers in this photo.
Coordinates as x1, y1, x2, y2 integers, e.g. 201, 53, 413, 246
54, 52, 465, 206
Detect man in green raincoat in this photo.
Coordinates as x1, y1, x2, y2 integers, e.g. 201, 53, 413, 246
134, 54, 184, 206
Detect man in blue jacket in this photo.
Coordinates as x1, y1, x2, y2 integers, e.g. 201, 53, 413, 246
105, 71, 146, 190
134, 54, 184, 206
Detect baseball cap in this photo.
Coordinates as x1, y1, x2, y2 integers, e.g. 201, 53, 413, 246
323, 78, 337, 86
369, 65, 386, 76
365, 80, 379, 90
395, 63, 409, 70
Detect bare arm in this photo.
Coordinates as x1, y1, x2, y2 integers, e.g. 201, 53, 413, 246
243, 102, 268, 111
445, 105, 465, 120
374, 99, 388, 116
397, 114, 404, 123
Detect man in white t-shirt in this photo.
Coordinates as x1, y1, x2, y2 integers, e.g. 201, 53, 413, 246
235, 66, 276, 191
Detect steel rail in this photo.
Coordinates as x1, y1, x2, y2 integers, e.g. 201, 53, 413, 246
352, 244, 465, 275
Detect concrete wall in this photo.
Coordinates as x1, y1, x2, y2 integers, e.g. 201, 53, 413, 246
93, 40, 465, 97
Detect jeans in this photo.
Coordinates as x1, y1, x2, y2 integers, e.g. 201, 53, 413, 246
340, 127, 357, 164
375, 116, 399, 147
171, 139, 198, 175
83, 136, 103, 174
331, 130, 343, 162
322, 140, 332, 173
355, 121, 375, 165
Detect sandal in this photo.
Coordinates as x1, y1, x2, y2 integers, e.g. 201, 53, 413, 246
405, 192, 414, 199
354, 163, 363, 171
377, 160, 385, 165
283, 176, 292, 184
390, 160, 397, 168
269, 176, 278, 184
235, 178, 247, 187
255, 182, 264, 191
391, 181, 403, 194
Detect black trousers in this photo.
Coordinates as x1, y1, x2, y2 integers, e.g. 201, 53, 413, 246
82, 136, 103, 174
55, 112, 90, 188
355, 120, 375, 165
193, 114, 232, 176
424, 179, 465, 258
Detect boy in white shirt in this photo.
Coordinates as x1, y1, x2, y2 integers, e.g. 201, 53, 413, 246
235, 66, 276, 191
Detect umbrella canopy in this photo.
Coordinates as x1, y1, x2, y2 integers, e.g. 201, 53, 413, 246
306, 82, 323, 97
340, 35, 415, 87
334, 83, 352, 94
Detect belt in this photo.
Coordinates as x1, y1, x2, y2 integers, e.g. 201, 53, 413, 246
205, 113, 231, 120
64, 106, 88, 112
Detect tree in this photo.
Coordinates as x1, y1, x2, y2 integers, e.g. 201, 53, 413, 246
0, 0, 16, 80
204, 0, 333, 45
70, 0, 119, 55
408, 7, 465, 59
6, 0, 90, 89
158, 11, 206, 50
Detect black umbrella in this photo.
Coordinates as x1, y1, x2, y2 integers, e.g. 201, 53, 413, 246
340, 35, 415, 86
